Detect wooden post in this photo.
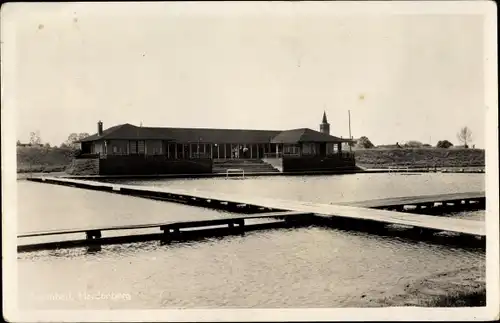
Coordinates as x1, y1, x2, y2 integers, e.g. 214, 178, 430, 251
86, 230, 102, 240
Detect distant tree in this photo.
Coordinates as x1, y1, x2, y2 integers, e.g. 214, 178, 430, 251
29, 131, 41, 145
63, 132, 89, 149
78, 132, 90, 140
16, 140, 21, 146
457, 126, 473, 148
436, 140, 454, 149
44, 143, 51, 148
64, 133, 79, 148
404, 140, 424, 148
355, 136, 375, 149
422, 143, 432, 147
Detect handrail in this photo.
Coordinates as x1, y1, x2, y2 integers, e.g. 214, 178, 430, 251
226, 168, 245, 179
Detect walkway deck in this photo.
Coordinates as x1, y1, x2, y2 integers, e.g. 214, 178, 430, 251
18, 211, 308, 238
341, 191, 485, 208
28, 177, 485, 237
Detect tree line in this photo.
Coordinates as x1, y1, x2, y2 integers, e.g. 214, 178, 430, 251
354, 126, 474, 149
19, 126, 476, 150
17, 132, 90, 149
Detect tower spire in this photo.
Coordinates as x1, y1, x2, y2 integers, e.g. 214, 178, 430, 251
320, 111, 330, 135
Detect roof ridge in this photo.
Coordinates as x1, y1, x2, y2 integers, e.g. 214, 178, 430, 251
143, 126, 281, 132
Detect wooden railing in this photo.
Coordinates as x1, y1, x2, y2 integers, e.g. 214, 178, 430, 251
78, 151, 355, 160
226, 168, 245, 179
264, 152, 283, 158
263, 152, 355, 159
75, 153, 100, 159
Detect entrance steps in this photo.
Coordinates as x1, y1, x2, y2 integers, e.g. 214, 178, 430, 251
212, 159, 281, 174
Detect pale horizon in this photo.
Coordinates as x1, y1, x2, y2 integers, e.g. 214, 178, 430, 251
5, 2, 487, 148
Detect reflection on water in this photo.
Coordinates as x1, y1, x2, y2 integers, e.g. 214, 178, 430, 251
17, 181, 238, 234
17, 173, 486, 309
18, 227, 485, 309
443, 210, 485, 221
109, 173, 485, 205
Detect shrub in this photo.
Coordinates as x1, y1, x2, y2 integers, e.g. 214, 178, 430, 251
404, 140, 424, 148
436, 140, 454, 149
355, 136, 375, 149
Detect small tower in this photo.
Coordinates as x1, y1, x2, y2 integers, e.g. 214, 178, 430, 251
320, 111, 330, 135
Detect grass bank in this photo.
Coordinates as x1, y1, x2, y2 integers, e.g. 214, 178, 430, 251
17, 146, 73, 173
426, 287, 486, 307
354, 148, 485, 169
366, 265, 486, 307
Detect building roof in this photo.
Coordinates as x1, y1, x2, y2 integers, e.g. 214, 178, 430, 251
79, 123, 351, 144
270, 128, 345, 144
79, 124, 281, 144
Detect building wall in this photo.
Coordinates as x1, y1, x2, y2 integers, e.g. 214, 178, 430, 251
282, 155, 356, 172
98, 155, 212, 175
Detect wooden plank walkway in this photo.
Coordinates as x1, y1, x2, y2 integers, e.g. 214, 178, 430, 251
341, 191, 485, 208
29, 177, 485, 237
18, 211, 308, 238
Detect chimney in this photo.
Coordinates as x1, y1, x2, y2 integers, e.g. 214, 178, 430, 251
98, 120, 103, 136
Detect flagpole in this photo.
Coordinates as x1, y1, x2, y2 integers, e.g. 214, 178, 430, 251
348, 110, 352, 152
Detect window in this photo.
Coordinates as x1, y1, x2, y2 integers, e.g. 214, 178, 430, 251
302, 143, 316, 155
130, 141, 137, 154
284, 145, 300, 155
137, 141, 145, 154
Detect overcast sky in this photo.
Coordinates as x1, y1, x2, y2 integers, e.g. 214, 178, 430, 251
5, 2, 489, 147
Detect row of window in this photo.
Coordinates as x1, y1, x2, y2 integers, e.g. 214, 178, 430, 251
97, 141, 344, 156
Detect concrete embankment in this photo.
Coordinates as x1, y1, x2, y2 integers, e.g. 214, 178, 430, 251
17, 165, 484, 181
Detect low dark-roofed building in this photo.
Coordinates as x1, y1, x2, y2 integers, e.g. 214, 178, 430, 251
75, 113, 356, 175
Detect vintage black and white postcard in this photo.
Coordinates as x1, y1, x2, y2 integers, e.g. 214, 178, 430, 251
2, 1, 498, 322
